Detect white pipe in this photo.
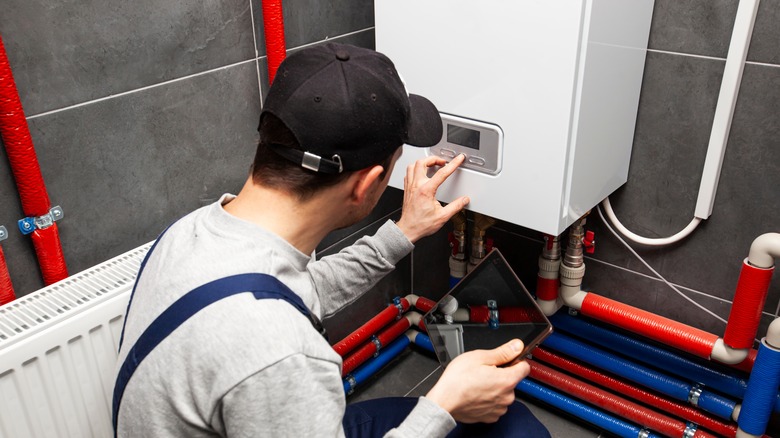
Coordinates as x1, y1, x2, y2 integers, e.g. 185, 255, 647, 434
711, 338, 749, 364
601, 198, 701, 246
538, 298, 563, 317
404, 294, 419, 307
695, 0, 761, 219
765, 318, 780, 349
747, 232, 780, 269
559, 264, 586, 310
404, 311, 423, 328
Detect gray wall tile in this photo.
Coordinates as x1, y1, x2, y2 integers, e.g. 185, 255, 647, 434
2, 62, 260, 295
747, 0, 780, 64
0, 0, 255, 115
252, 0, 373, 53
648, 0, 738, 57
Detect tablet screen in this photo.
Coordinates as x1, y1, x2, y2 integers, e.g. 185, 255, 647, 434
423, 249, 552, 366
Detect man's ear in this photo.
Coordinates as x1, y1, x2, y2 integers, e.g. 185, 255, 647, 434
350, 165, 385, 203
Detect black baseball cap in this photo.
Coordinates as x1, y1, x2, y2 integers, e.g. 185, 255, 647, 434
259, 42, 443, 174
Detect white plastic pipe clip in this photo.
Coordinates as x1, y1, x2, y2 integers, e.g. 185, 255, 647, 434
18, 205, 64, 235
0, 225, 7, 242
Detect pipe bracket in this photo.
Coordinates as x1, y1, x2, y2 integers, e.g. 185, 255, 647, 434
637, 429, 650, 438
0, 225, 7, 242
393, 296, 404, 318
371, 336, 382, 356
18, 205, 64, 235
683, 422, 698, 438
688, 384, 703, 406
345, 374, 357, 395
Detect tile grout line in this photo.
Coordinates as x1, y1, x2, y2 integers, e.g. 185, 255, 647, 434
247, 0, 265, 105
26, 58, 258, 120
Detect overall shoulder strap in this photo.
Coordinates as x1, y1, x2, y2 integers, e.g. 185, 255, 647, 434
112, 273, 327, 436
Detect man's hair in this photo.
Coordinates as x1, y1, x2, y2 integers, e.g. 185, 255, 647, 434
251, 113, 397, 201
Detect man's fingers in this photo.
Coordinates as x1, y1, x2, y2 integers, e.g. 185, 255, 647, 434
429, 154, 465, 187
441, 197, 470, 221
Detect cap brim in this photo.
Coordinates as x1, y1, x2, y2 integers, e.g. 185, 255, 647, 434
405, 94, 443, 147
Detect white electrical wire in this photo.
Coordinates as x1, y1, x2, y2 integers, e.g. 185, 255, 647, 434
601, 197, 702, 246
596, 204, 728, 325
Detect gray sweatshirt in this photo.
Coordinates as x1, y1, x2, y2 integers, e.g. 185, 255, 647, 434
115, 194, 456, 437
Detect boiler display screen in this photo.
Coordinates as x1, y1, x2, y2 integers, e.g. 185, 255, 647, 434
447, 125, 480, 150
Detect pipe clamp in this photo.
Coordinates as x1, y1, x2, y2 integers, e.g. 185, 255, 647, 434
488, 300, 499, 329
683, 422, 697, 438
371, 336, 382, 356
0, 225, 7, 242
637, 429, 650, 438
393, 297, 404, 318
687, 384, 703, 406
18, 205, 64, 235
345, 375, 357, 395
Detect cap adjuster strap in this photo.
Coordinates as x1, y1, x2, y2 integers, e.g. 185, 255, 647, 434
270, 144, 344, 174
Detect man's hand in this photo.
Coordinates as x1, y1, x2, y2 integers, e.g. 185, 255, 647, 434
395, 154, 470, 243
425, 339, 530, 424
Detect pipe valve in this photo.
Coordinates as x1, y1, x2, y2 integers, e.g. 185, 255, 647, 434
583, 230, 596, 254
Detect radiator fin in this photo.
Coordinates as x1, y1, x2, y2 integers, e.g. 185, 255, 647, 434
0, 243, 151, 438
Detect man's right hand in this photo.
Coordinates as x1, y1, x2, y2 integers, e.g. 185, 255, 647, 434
424, 339, 530, 424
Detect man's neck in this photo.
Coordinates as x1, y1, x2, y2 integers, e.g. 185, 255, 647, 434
223, 178, 346, 255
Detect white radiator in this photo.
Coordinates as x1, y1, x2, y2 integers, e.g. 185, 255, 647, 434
0, 243, 151, 438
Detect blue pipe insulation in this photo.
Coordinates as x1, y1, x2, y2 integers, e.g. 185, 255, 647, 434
542, 332, 738, 420
550, 312, 755, 400
343, 336, 410, 394
516, 379, 663, 438
411, 331, 435, 354
738, 340, 780, 435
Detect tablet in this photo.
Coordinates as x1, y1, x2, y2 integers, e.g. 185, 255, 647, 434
423, 248, 553, 367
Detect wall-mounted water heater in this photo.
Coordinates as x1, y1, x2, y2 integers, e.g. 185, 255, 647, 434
376, 0, 655, 235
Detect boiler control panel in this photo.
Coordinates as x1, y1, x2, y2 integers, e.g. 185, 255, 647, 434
429, 113, 503, 175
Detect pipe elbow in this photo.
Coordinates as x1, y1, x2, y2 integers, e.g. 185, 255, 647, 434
711, 338, 750, 364
748, 232, 780, 269
537, 298, 562, 316
560, 288, 587, 310
404, 311, 423, 328
766, 318, 780, 349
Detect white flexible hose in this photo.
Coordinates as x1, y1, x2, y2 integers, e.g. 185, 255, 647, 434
601, 197, 702, 246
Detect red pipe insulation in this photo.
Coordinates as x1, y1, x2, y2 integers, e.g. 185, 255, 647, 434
0, 34, 68, 286
532, 347, 741, 438
0, 246, 15, 304
580, 293, 719, 359
528, 359, 717, 438
413, 296, 436, 313
333, 299, 409, 357
536, 277, 559, 301
342, 317, 410, 377
261, 0, 287, 84
724, 261, 775, 349
470, 305, 547, 323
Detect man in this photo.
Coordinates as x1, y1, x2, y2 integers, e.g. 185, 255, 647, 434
114, 42, 549, 437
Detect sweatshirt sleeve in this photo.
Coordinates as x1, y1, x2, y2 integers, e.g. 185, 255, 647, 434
308, 220, 414, 317
384, 397, 456, 438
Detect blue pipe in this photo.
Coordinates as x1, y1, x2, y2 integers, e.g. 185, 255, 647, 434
343, 336, 410, 394
516, 379, 663, 438
412, 331, 435, 354
739, 340, 780, 435
543, 332, 737, 420
550, 313, 755, 400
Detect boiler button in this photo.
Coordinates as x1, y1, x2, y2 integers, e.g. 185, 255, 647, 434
468, 156, 486, 166
439, 148, 457, 158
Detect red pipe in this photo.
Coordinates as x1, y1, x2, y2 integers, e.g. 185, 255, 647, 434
528, 359, 717, 438
414, 296, 436, 313
724, 260, 774, 349
536, 277, 559, 301
0, 34, 68, 286
342, 318, 410, 377
0, 245, 15, 304
333, 299, 410, 357
532, 347, 741, 437
470, 305, 547, 323
580, 293, 719, 359
261, 0, 287, 84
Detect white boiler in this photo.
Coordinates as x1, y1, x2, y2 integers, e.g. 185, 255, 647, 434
376, 0, 655, 235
